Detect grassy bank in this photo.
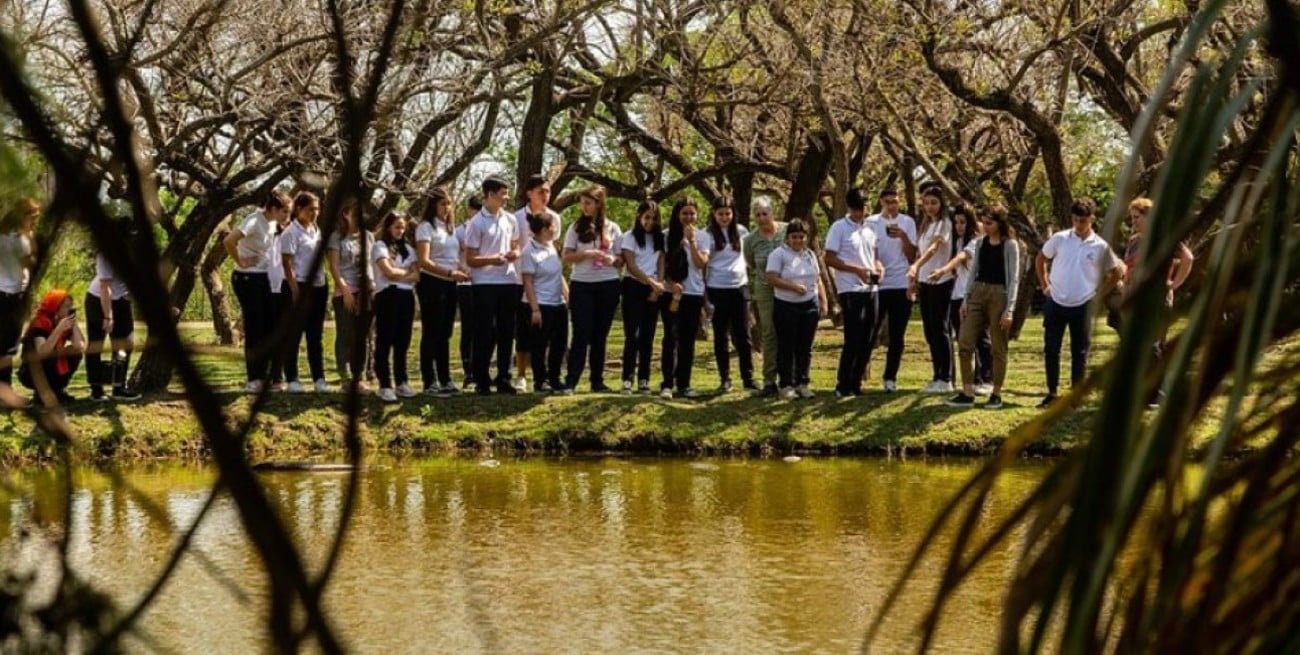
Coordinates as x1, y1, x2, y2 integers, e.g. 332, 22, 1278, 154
0, 316, 1219, 463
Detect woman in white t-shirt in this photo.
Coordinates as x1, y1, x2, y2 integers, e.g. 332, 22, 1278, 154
415, 187, 470, 395
520, 212, 569, 393
907, 187, 956, 393
661, 197, 710, 399
0, 197, 38, 393
561, 186, 623, 392
222, 191, 290, 393
619, 200, 665, 394
764, 219, 827, 399
326, 200, 375, 392
704, 196, 754, 393
280, 191, 329, 393
371, 211, 421, 403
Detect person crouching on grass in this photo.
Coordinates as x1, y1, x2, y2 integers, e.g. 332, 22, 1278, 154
521, 212, 569, 394
764, 219, 827, 399
19, 289, 85, 407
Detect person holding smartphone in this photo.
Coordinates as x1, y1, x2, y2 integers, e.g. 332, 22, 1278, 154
19, 289, 86, 406
824, 188, 884, 397
867, 188, 918, 393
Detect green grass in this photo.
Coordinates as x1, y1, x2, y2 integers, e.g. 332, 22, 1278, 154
0, 313, 1217, 463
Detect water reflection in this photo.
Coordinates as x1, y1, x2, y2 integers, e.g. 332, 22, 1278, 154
0, 458, 1046, 653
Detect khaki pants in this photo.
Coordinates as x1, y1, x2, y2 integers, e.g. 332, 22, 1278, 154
958, 282, 1009, 388
753, 286, 778, 385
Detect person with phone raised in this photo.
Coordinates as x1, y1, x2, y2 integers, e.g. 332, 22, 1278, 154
824, 188, 884, 397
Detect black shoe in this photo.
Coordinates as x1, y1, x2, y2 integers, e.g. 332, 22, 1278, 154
946, 393, 975, 407
112, 386, 142, 401
985, 393, 1003, 409
495, 382, 517, 395
1037, 394, 1058, 409
591, 382, 613, 393
742, 379, 760, 392
55, 391, 76, 405
475, 385, 493, 396
756, 383, 779, 397
90, 386, 108, 402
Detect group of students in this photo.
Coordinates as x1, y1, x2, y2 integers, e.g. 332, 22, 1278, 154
0, 179, 1190, 410
0, 198, 143, 407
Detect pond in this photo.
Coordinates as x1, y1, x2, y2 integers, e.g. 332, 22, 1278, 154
0, 457, 1046, 653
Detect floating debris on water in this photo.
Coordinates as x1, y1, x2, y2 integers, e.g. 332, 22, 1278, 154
479, 459, 500, 468
782, 456, 802, 463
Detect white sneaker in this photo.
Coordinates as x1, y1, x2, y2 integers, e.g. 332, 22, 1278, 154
682, 388, 699, 399
621, 380, 633, 394
314, 379, 329, 393
659, 388, 673, 400
973, 383, 994, 397
779, 387, 798, 400
514, 376, 528, 393
287, 381, 305, 393
377, 388, 398, 403
883, 380, 897, 393
797, 385, 815, 399
244, 380, 264, 394
273, 381, 288, 392
395, 383, 417, 398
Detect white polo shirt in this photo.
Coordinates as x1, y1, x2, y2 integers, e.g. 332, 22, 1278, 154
620, 231, 662, 283
280, 220, 326, 287
765, 245, 820, 303
917, 219, 954, 284
563, 220, 623, 283
234, 210, 275, 274
415, 219, 461, 281
0, 232, 31, 294
679, 231, 713, 296
453, 223, 472, 286
867, 213, 918, 291
464, 208, 519, 285
514, 206, 562, 243
372, 240, 417, 293
519, 240, 565, 306
1041, 228, 1122, 308
705, 228, 747, 289
88, 253, 128, 300
824, 215, 878, 295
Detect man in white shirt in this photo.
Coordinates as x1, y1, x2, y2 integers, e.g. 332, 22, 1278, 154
1035, 197, 1124, 408
824, 188, 884, 396
510, 174, 562, 393
464, 174, 522, 394
866, 189, 918, 392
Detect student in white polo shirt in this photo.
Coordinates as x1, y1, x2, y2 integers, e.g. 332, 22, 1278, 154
619, 199, 666, 394
1035, 197, 1124, 408
85, 246, 142, 401
907, 186, 956, 394
511, 174, 561, 392
824, 188, 884, 397
455, 195, 481, 388
661, 197, 711, 398
280, 191, 330, 393
464, 174, 521, 395
371, 211, 421, 403
223, 191, 290, 393
704, 195, 754, 393
764, 219, 827, 399
0, 198, 39, 394
866, 188, 918, 392
562, 185, 623, 393
415, 186, 470, 396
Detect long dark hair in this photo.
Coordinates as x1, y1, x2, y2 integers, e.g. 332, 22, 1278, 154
421, 186, 453, 232
664, 197, 699, 283
951, 202, 977, 256
980, 204, 1016, 240
574, 186, 608, 246
632, 200, 664, 252
292, 191, 318, 224
919, 186, 951, 246
707, 195, 740, 252
378, 210, 410, 259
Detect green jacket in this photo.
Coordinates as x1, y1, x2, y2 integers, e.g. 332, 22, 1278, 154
744, 222, 787, 293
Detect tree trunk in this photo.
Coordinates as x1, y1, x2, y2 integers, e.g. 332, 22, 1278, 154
728, 170, 754, 227
202, 231, 236, 345
785, 132, 832, 224
516, 60, 556, 204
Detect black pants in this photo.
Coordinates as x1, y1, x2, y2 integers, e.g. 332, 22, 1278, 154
286, 284, 329, 383
774, 298, 818, 388
707, 287, 754, 384
529, 304, 568, 389
472, 284, 520, 389
566, 279, 620, 388
949, 299, 992, 384
663, 294, 704, 391
19, 352, 82, 396
918, 281, 954, 382
232, 271, 271, 382
374, 287, 415, 388
84, 293, 134, 390
1043, 297, 1091, 394
836, 291, 879, 393
0, 292, 27, 386
417, 275, 458, 389
457, 285, 474, 383
621, 278, 659, 384
874, 289, 913, 383
267, 284, 288, 384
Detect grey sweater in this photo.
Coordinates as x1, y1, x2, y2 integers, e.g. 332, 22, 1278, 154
959, 236, 1022, 313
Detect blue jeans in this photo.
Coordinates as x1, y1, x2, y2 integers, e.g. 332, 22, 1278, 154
1042, 297, 1091, 395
